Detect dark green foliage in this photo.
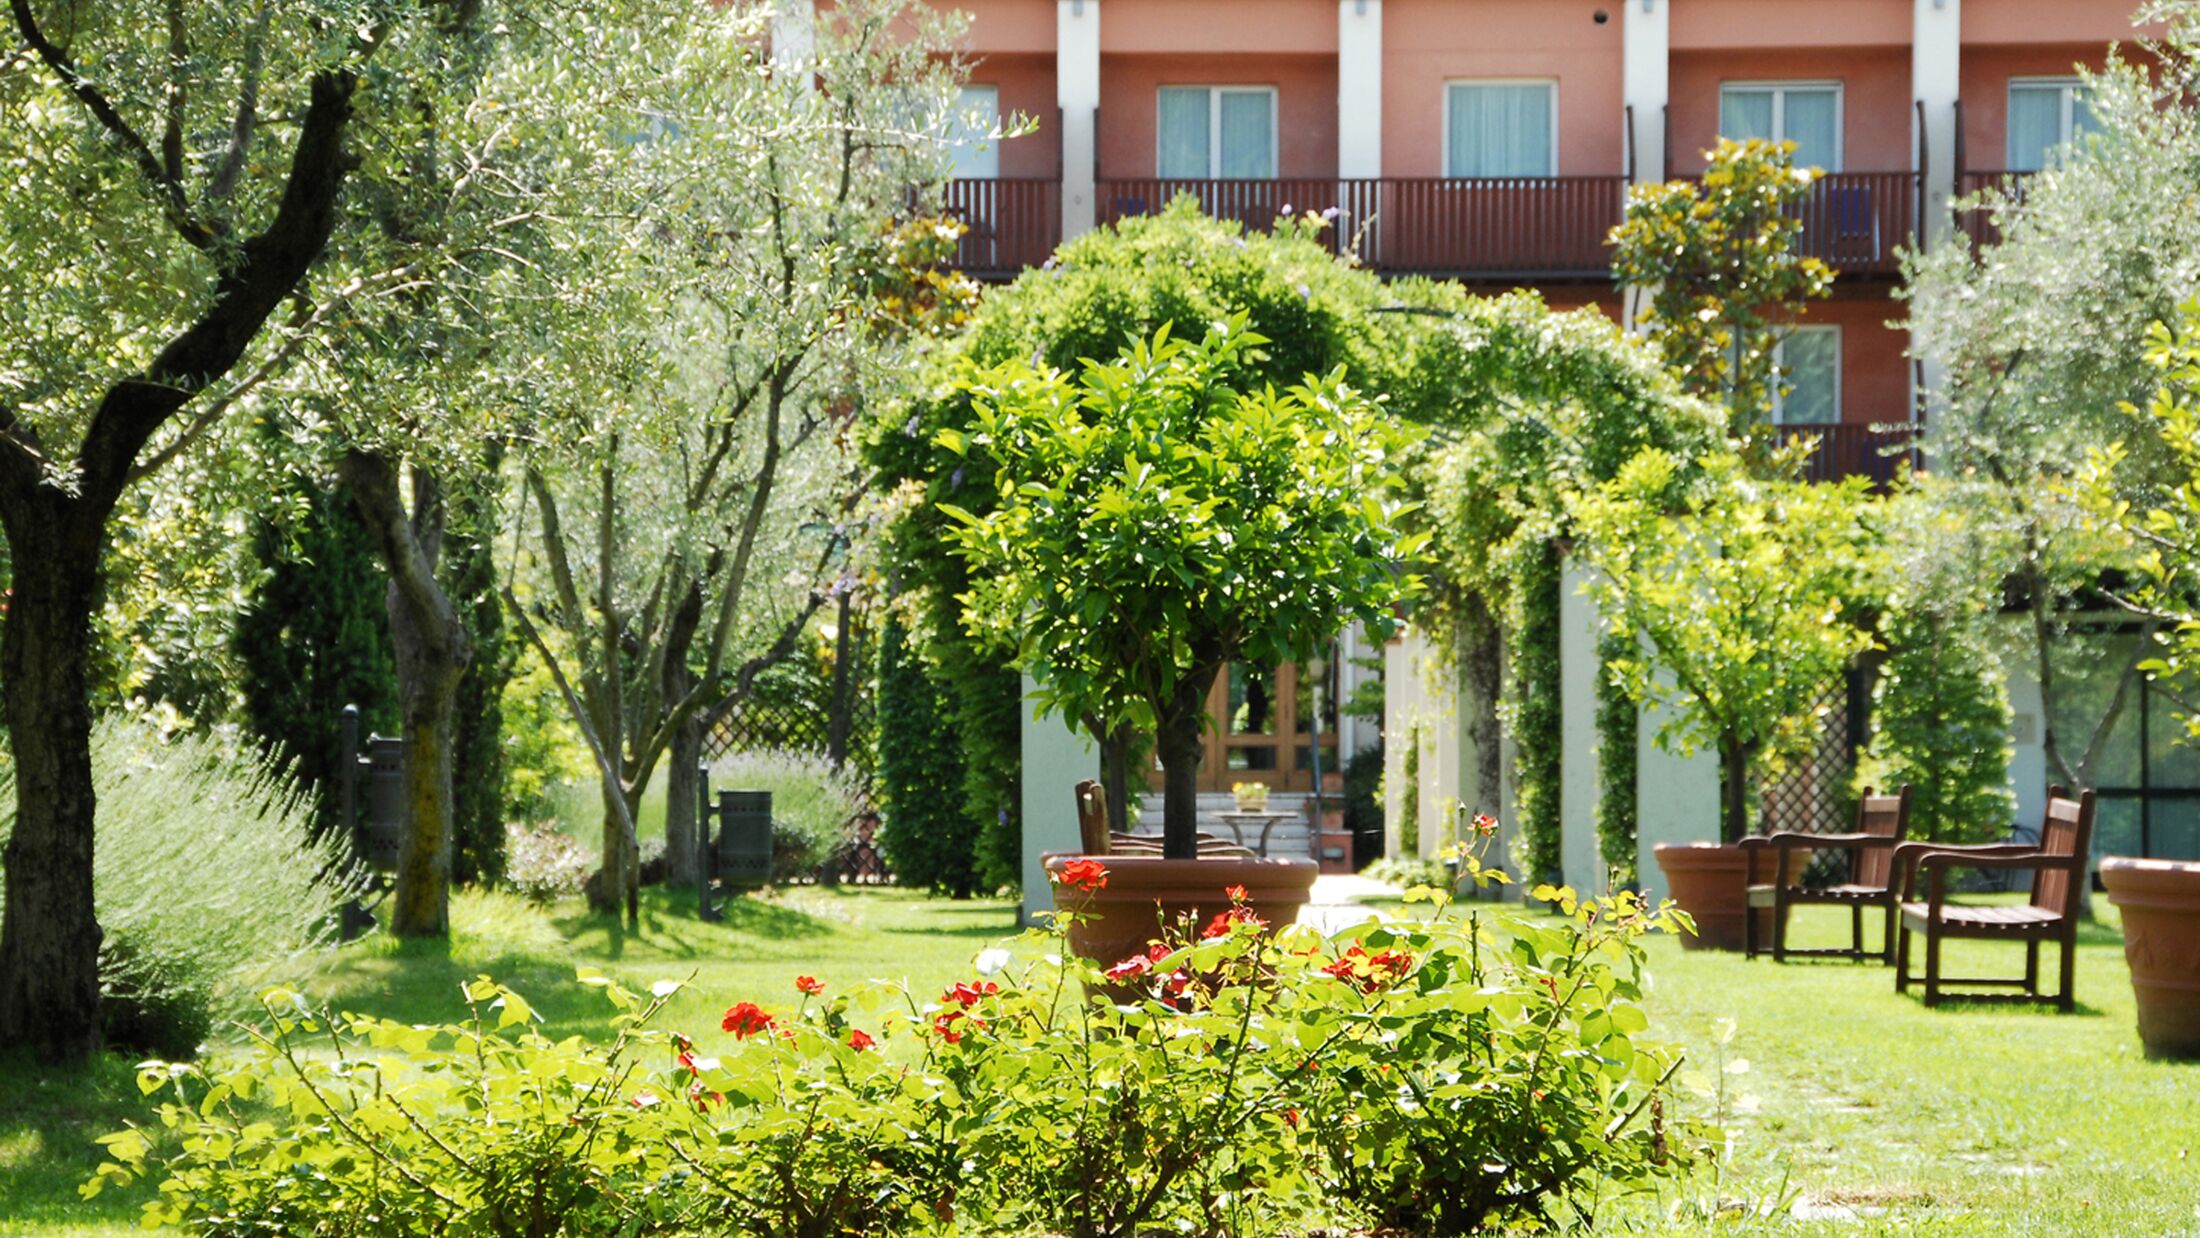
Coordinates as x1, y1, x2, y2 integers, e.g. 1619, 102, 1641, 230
1398, 723, 1421, 858
233, 483, 398, 836
441, 478, 511, 887
1858, 611, 2014, 843
1342, 744, 1384, 865
1596, 630, 1640, 887
873, 614, 980, 896
958, 662, 1023, 892
1512, 544, 1563, 884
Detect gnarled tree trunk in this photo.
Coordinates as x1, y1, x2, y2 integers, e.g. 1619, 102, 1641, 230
342, 452, 470, 938
0, 506, 107, 1061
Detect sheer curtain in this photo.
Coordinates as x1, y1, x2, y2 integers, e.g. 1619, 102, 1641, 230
1776, 328, 1840, 425
1447, 83, 1554, 177
2008, 82, 2092, 171
1217, 91, 1275, 178
945, 85, 999, 180
1158, 87, 1210, 177
1718, 86, 1839, 171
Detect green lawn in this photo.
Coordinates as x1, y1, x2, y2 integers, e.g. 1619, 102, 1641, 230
2, 889, 2196, 1235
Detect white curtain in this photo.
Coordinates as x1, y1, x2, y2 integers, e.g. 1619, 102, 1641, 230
2009, 83, 2086, 171
1777, 329, 1840, 425
1719, 87, 1838, 171
1217, 91, 1275, 178
1447, 83, 1553, 177
946, 85, 1000, 180
1158, 87, 1210, 177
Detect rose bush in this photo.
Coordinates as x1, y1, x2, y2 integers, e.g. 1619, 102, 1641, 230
87, 850, 1708, 1237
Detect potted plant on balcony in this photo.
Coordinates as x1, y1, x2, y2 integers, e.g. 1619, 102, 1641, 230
938, 316, 1413, 962
1574, 450, 1882, 949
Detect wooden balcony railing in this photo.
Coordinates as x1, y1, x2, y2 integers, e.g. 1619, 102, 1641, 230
1094, 176, 1630, 279
1766, 422, 1922, 486
1793, 172, 1920, 276
941, 178, 1062, 279
1955, 169, 2033, 249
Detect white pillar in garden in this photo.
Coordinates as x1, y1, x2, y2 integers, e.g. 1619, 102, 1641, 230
1020, 674, 1096, 925
1058, 0, 1101, 240
1620, 0, 1670, 332
1634, 670, 1722, 898
1559, 559, 1604, 894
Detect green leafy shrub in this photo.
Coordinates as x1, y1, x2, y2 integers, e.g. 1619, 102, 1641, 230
873, 612, 982, 894
96, 848, 1705, 1236
708, 749, 865, 880
1363, 853, 1452, 892
0, 719, 360, 1057
1596, 629, 1642, 886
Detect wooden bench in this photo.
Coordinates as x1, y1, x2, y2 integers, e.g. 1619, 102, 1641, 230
1075, 780, 1253, 859
1743, 784, 1912, 964
1892, 787, 2095, 1011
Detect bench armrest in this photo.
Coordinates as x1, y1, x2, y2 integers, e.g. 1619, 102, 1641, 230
1894, 841, 2038, 898
1919, 850, 2083, 907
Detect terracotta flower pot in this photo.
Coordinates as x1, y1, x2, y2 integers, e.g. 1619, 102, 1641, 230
1653, 841, 1810, 952
2100, 856, 2200, 1060
1042, 853, 1318, 969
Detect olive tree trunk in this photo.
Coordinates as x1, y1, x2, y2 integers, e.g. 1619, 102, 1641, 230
341, 452, 471, 938
1720, 731, 1755, 846
0, 514, 106, 1060
1154, 669, 1221, 860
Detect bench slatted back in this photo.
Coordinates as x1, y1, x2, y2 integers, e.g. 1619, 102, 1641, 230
1074, 779, 1112, 856
1853, 784, 1913, 889
2032, 786, 2095, 917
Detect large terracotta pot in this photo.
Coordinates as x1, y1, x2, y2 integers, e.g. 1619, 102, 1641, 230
1653, 842, 1810, 952
2101, 857, 2200, 1060
1041, 853, 1319, 968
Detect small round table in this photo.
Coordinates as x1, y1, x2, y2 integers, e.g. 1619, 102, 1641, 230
1217, 810, 1301, 859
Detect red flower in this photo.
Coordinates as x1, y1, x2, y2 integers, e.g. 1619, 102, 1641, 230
1469, 812, 1500, 838
677, 1050, 699, 1075
1284, 1107, 1300, 1128
1321, 945, 1416, 994
687, 1080, 723, 1112
941, 981, 998, 1009
1225, 884, 1249, 903
1200, 907, 1267, 940
1147, 942, 1173, 962
1105, 955, 1153, 983
932, 1011, 965, 1044
795, 975, 826, 995
1054, 858, 1109, 892
848, 1028, 876, 1052
721, 1001, 776, 1039
631, 1090, 661, 1108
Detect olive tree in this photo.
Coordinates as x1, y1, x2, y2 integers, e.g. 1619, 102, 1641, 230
938, 319, 1414, 857
0, 0, 468, 1057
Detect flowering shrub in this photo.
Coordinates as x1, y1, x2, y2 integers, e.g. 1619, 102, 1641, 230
88, 849, 1707, 1237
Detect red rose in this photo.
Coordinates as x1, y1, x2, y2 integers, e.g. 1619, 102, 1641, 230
1105, 955, 1152, 982
795, 975, 826, 995
721, 1001, 776, 1039
1054, 858, 1109, 892
848, 1028, 876, 1052
1200, 907, 1266, 940
1225, 884, 1249, 903
941, 981, 998, 1008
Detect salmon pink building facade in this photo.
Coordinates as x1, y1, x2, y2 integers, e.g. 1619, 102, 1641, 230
908, 0, 2144, 486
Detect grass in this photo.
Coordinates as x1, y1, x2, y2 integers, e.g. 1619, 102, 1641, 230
2, 888, 2196, 1235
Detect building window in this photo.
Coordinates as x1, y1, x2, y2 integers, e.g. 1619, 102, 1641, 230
1718, 83, 1841, 172
1773, 326, 1840, 425
1157, 86, 1277, 179
2008, 79, 2099, 172
1444, 81, 1557, 177
945, 85, 1000, 179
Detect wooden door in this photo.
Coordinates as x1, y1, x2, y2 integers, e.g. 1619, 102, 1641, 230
1146, 660, 1338, 793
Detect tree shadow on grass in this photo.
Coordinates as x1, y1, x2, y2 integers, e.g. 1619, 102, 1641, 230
879, 901, 1021, 942
552, 888, 837, 961
0, 1051, 167, 1231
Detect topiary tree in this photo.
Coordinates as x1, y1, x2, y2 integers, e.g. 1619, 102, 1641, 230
938, 320, 1415, 857
872, 613, 978, 895
1574, 451, 1883, 844
1610, 137, 1834, 437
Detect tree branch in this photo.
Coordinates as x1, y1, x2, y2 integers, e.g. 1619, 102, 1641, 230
208, 0, 273, 202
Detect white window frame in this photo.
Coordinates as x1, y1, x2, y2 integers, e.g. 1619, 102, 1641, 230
1771, 324, 1842, 426
1155, 85, 1279, 179
1441, 78, 1560, 179
2006, 77, 2092, 170
1717, 80, 1844, 172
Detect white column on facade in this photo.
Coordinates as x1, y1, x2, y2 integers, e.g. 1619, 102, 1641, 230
1620, 0, 1670, 332
771, 0, 816, 69
1337, 0, 1383, 177
1020, 674, 1095, 925
1057, 0, 1102, 240
1911, 0, 1961, 425
1913, 0, 1962, 251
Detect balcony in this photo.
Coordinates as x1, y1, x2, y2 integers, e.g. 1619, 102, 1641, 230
940, 179, 1062, 280
1094, 176, 1630, 280
1955, 170, 2033, 249
1790, 172, 1920, 277
1766, 422, 1921, 487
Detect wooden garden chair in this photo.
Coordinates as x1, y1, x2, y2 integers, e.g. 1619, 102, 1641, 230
1892, 787, 2095, 1011
1742, 784, 1914, 964
1074, 780, 1254, 859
